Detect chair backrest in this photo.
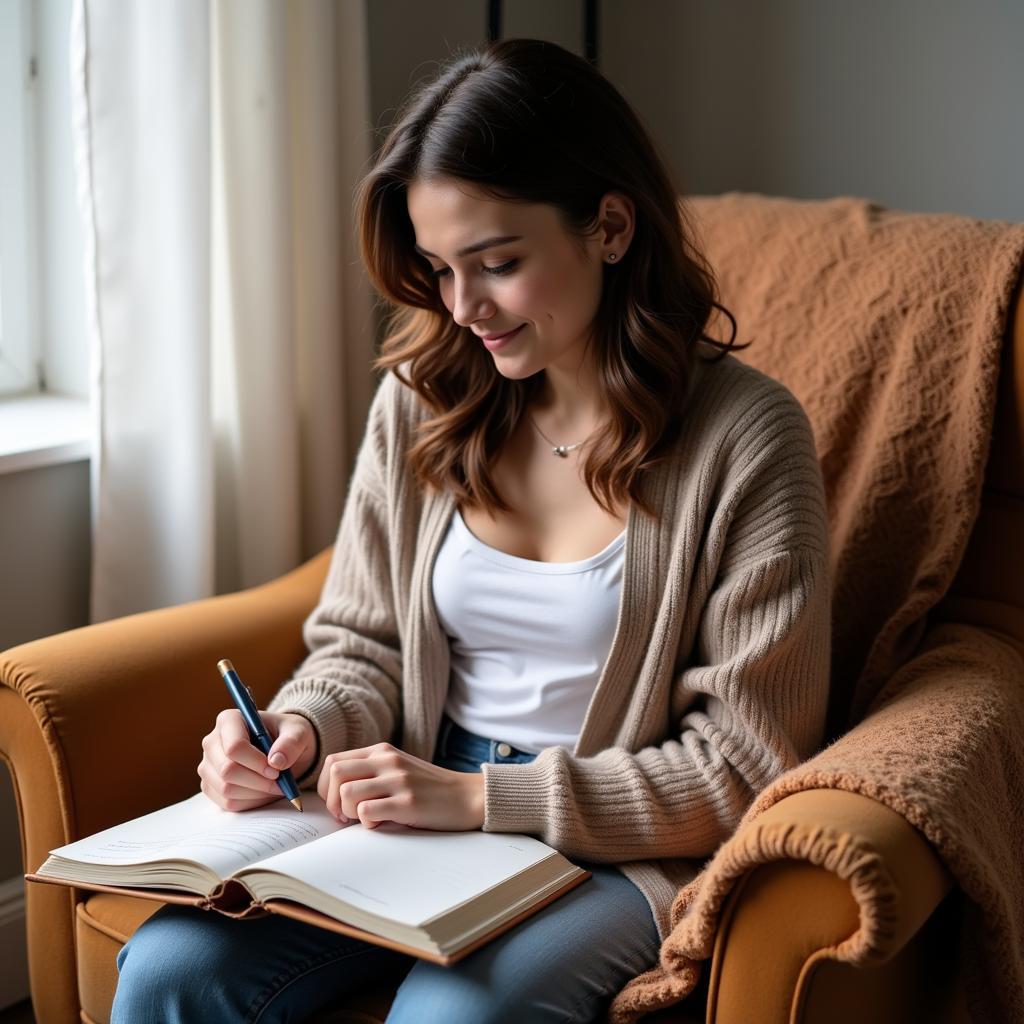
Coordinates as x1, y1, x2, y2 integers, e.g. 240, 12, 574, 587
686, 193, 1024, 740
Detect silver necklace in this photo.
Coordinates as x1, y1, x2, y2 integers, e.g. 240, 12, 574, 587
528, 414, 592, 458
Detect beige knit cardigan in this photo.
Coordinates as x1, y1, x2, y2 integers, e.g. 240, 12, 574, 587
267, 349, 832, 941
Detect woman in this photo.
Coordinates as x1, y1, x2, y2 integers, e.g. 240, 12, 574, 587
112, 37, 831, 1024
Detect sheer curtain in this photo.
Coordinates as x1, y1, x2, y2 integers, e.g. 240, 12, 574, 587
70, 0, 377, 623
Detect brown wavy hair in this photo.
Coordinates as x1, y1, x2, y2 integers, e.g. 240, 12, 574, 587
353, 38, 748, 521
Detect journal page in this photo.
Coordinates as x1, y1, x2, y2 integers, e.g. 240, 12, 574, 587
44, 792, 345, 881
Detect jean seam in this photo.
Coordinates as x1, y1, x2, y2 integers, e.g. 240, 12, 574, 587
245, 942, 404, 1024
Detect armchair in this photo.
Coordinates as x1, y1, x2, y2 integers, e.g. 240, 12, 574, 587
3, 194, 1022, 1024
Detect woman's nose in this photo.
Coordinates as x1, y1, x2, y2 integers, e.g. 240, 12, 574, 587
450, 276, 496, 327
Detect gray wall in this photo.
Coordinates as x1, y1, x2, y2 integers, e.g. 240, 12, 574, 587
365, 0, 1024, 223
603, 0, 1024, 222
0, 461, 91, 655
0, 458, 92, 880
365, 1, 585, 152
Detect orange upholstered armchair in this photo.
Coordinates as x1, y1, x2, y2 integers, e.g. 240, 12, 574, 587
3, 195, 1022, 1024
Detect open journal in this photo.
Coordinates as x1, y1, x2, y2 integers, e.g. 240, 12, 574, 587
27, 792, 590, 965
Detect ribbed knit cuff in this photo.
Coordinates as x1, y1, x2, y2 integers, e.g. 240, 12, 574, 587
480, 757, 555, 834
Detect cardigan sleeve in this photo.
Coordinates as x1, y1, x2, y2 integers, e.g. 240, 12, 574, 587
266, 376, 403, 787
480, 383, 832, 862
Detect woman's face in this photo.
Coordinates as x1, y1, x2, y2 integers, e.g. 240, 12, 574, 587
406, 177, 608, 381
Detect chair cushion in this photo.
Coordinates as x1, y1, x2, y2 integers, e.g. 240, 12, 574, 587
75, 893, 400, 1024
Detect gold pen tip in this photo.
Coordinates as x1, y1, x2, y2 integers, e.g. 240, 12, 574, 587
217, 659, 234, 677
290, 797, 303, 812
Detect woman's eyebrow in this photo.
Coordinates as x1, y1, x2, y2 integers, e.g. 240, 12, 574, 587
414, 235, 523, 258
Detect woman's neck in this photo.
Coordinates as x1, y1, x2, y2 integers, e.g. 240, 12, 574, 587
532, 362, 609, 436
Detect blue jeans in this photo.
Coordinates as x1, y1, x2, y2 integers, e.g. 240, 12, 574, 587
111, 713, 662, 1023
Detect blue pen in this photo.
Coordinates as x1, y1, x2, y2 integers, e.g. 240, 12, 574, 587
217, 659, 303, 811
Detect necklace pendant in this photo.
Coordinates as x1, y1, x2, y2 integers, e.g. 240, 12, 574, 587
553, 445, 569, 457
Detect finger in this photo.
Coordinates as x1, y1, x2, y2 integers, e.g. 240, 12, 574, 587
316, 752, 371, 809
315, 752, 344, 804
324, 763, 353, 822
266, 716, 312, 772
203, 738, 283, 798
353, 795, 408, 829
319, 746, 399, 787
337, 776, 393, 823
198, 757, 279, 806
199, 775, 277, 812
325, 742, 395, 762
324, 759, 381, 822
216, 709, 277, 777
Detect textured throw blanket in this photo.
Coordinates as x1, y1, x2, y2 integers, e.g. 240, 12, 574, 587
609, 194, 1024, 1023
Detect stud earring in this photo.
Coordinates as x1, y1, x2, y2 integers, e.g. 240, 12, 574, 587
607, 253, 617, 262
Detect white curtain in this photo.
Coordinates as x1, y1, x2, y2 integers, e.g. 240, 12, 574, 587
69, 0, 377, 623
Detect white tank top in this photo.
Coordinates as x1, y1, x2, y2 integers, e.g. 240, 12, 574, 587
431, 507, 627, 753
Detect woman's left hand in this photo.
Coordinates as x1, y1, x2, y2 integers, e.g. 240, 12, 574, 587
316, 742, 485, 831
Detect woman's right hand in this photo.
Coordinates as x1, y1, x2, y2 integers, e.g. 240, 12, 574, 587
198, 709, 318, 812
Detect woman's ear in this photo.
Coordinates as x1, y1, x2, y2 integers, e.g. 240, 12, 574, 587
598, 191, 635, 261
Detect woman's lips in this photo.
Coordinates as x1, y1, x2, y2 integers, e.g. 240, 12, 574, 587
481, 325, 525, 351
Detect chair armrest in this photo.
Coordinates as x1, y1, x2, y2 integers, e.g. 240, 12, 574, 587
707, 788, 955, 1024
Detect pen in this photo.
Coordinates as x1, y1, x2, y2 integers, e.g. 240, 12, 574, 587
217, 659, 303, 811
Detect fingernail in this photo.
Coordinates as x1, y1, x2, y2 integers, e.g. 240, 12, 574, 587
269, 752, 286, 768
264, 767, 279, 779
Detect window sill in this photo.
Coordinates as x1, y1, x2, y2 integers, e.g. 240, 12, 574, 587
0, 392, 90, 476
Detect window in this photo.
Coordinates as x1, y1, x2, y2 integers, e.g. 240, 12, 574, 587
0, 0, 41, 397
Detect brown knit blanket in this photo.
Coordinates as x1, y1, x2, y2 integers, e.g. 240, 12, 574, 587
609, 194, 1024, 1022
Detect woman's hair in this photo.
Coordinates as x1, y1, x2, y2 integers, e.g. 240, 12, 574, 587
353, 37, 747, 520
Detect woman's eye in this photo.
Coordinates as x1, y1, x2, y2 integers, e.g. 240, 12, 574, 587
429, 259, 518, 280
